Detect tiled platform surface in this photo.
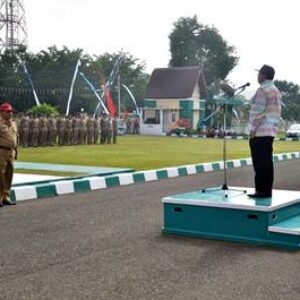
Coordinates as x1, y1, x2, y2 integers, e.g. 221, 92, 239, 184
164, 188, 300, 212
162, 187, 300, 250
269, 215, 300, 235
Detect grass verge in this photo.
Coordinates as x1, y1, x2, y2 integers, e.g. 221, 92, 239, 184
17, 136, 300, 174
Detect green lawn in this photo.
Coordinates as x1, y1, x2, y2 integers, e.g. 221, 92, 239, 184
17, 136, 300, 174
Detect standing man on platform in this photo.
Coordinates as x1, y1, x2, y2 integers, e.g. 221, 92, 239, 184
0, 102, 17, 206
248, 65, 282, 199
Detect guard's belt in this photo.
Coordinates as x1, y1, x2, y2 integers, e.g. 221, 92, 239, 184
0, 145, 16, 151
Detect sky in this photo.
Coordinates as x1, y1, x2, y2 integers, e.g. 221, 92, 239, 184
26, 0, 300, 93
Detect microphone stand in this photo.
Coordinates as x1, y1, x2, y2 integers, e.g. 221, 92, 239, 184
202, 87, 248, 198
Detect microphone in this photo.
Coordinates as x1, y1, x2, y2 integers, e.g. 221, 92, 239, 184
236, 82, 251, 90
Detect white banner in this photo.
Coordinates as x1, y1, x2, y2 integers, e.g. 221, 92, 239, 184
66, 59, 81, 116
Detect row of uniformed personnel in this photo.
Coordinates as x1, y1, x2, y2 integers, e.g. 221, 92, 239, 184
16, 114, 117, 147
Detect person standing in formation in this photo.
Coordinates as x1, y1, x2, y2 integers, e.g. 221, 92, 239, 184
32, 114, 39, 147
57, 115, 65, 146
126, 118, 131, 134
112, 117, 118, 144
79, 115, 87, 145
0, 102, 17, 206
38, 114, 48, 147
19, 113, 29, 147
100, 115, 106, 144
94, 116, 100, 144
133, 117, 140, 134
86, 115, 94, 145
106, 115, 112, 144
65, 116, 73, 146
72, 115, 80, 145
51, 116, 58, 145
46, 116, 52, 146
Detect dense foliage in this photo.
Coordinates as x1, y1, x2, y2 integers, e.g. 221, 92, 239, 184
27, 103, 60, 117
169, 16, 239, 84
0, 46, 149, 115
275, 80, 300, 122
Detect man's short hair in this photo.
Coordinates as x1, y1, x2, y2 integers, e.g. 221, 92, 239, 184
259, 65, 275, 80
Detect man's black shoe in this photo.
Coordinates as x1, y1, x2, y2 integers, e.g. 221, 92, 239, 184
0, 202, 3, 207
248, 193, 272, 199
2, 199, 16, 206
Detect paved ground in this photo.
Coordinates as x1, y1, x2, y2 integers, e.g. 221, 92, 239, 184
1, 160, 300, 300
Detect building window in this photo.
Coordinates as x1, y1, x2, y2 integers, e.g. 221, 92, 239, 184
143, 109, 160, 124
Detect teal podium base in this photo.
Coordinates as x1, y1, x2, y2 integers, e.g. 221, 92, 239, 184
162, 187, 300, 250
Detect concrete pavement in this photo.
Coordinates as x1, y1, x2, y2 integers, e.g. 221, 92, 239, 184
0, 160, 300, 300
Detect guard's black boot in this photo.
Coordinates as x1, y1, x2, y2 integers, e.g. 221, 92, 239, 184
248, 192, 272, 199
2, 199, 16, 206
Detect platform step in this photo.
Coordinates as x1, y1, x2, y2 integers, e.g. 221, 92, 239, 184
269, 214, 300, 236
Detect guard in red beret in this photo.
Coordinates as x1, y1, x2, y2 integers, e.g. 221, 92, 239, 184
0, 102, 18, 206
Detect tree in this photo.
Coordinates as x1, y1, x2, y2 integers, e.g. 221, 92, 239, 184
27, 103, 59, 117
85, 52, 149, 113
0, 47, 149, 115
169, 16, 239, 84
274, 80, 300, 122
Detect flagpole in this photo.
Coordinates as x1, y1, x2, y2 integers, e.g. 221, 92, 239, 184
16, 55, 41, 106
93, 54, 123, 117
117, 64, 121, 115
79, 72, 109, 115
66, 59, 81, 116
122, 84, 138, 113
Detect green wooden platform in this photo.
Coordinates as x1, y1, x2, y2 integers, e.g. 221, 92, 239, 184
162, 187, 300, 250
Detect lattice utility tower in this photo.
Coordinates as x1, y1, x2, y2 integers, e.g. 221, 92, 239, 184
0, 0, 27, 50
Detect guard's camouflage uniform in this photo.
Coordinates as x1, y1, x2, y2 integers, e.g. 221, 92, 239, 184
72, 116, 79, 145
31, 116, 39, 147
100, 117, 106, 144
79, 117, 87, 145
86, 117, 94, 145
57, 116, 66, 146
38, 115, 48, 147
106, 117, 112, 144
65, 117, 73, 146
94, 117, 100, 144
19, 115, 29, 147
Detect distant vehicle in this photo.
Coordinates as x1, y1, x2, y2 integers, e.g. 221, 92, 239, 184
286, 124, 300, 137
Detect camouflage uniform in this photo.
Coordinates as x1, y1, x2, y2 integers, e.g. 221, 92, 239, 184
19, 115, 29, 147
106, 117, 112, 144
28, 116, 33, 147
93, 117, 100, 144
86, 117, 94, 145
79, 117, 87, 145
47, 116, 57, 146
57, 116, 66, 146
31, 116, 39, 147
38, 115, 48, 147
100, 117, 106, 144
65, 117, 73, 146
112, 118, 118, 144
72, 116, 79, 145
52, 117, 58, 145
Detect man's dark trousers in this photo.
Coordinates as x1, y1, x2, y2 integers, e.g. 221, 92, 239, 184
249, 137, 274, 195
